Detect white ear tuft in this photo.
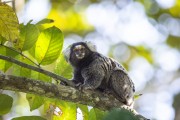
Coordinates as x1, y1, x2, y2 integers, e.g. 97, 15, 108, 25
85, 41, 97, 52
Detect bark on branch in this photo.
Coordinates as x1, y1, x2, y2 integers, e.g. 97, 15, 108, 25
0, 72, 123, 110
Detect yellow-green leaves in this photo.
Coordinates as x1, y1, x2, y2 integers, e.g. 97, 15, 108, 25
26, 94, 44, 111
0, 3, 19, 42
55, 54, 73, 79
17, 23, 39, 51
0, 94, 13, 115
35, 26, 64, 65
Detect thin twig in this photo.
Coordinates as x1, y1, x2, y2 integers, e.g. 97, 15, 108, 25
0, 44, 40, 67
12, 0, 15, 12
0, 54, 75, 87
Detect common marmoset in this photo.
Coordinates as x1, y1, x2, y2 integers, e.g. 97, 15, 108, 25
63, 42, 135, 106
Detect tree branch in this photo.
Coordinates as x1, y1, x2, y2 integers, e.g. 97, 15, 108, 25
0, 72, 122, 110
0, 54, 75, 87
0, 72, 148, 120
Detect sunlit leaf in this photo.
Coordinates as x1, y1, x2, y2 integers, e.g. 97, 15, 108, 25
55, 101, 76, 120
12, 116, 46, 120
36, 18, 54, 25
134, 94, 143, 100
0, 94, 13, 115
44, 99, 76, 120
31, 71, 51, 82
26, 94, 44, 111
0, 3, 19, 42
12, 55, 31, 77
35, 26, 63, 65
17, 23, 39, 51
54, 54, 73, 79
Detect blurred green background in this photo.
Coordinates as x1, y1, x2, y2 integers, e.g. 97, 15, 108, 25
2, 0, 180, 120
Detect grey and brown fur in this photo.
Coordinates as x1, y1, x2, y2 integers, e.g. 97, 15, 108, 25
63, 42, 135, 106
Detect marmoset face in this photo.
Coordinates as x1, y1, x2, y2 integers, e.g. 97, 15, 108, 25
73, 45, 86, 59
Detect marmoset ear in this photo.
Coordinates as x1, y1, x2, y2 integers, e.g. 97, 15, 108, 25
85, 41, 97, 52
63, 45, 72, 62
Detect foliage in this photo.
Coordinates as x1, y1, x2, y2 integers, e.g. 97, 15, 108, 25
0, 2, 108, 120
103, 108, 139, 120
0, 94, 13, 115
0, 0, 179, 120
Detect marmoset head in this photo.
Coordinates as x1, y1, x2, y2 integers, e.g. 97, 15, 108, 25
63, 42, 97, 63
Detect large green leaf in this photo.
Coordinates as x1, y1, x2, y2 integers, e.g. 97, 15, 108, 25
35, 26, 64, 65
0, 94, 13, 115
54, 54, 73, 79
0, 3, 19, 42
103, 108, 139, 120
12, 116, 46, 120
26, 94, 44, 111
17, 23, 39, 51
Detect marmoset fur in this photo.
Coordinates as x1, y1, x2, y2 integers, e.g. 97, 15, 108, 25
63, 42, 135, 106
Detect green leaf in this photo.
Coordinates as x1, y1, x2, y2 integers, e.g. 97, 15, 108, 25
0, 3, 19, 42
134, 94, 142, 100
89, 108, 96, 120
36, 18, 54, 25
89, 108, 106, 120
35, 26, 64, 65
78, 104, 89, 120
12, 55, 31, 77
54, 54, 73, 79
0, 94, 13, 115
26, 94, 44, 111
55, 101, 76, 120
0, 35, 6, 44
167, 35, 180, 49
0, 47, 6, 71
17, 23, 39, 51
44, 99, 76, 120
0, 45, 18, 72
12, 116, 46, 120
103, 108, 139, 120
31, 71, 51, 82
